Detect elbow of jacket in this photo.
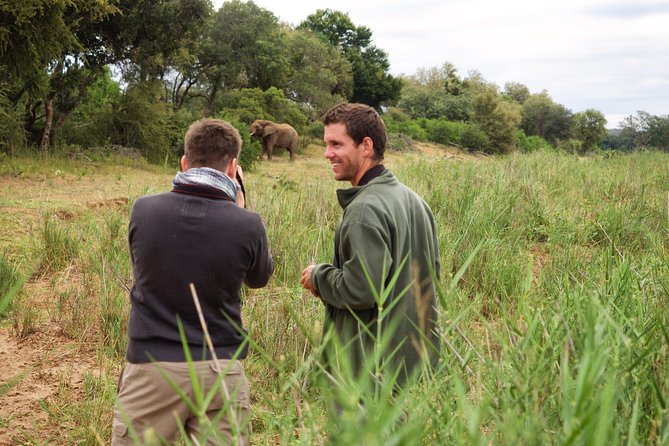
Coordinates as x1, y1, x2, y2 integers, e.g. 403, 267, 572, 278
244, 276, 271, 289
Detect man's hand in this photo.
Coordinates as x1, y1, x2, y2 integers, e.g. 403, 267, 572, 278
300, 264, 319, 297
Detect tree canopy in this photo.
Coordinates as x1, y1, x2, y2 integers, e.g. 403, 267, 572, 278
1, 1, 664, 158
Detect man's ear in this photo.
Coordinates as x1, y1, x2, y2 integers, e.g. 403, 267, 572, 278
226, 157, 237, 179
180, 155, 188, 171
361, 136, 374, 158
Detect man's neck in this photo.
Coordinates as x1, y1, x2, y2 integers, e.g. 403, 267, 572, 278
356, 163, 386, 186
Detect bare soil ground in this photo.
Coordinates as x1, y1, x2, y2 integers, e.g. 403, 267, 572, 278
0, 142, 469, 444
0, 164, 170, 444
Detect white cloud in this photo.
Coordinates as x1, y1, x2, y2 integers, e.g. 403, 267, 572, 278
214, 0, 669, 127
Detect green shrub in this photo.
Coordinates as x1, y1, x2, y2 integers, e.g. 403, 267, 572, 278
0, 87, 25, 153
218, 115, 262, 171
217, 87, 308, 132
305, 121, 324, 139
515, 130, 553, 153
557, 138, 583, 154
460, 123, 490, 151
383, 113, 428, 140
425, 119, 466, 145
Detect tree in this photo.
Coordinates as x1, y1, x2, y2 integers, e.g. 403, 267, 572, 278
521, 92, 573, 144
398, 62, 470, 121
646, 115, 669, 150
470, 87, 522, 154
99, 0, 211, 80
573, 109, 607, 151
284, 29, 352, 120
503, 82, 530, 104
299, 9, 401, 109
0, 0, 118, 149
195, 1, 289, 116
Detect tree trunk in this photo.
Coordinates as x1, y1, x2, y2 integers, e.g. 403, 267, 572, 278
40, 98, 53, 151
52, 111, 70, 147
203, 84, 218, 118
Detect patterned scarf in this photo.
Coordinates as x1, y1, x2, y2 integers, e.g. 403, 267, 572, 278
172, 167, 240, 201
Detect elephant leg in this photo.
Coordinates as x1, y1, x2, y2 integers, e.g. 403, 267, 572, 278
262, 141, 271, 160
266, 143, 273, 160
289, 142, 297, 161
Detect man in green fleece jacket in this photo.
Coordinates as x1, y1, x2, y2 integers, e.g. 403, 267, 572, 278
300, 103, 441, 388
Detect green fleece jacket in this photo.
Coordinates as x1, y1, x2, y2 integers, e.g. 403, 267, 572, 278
311, 169, 440, 385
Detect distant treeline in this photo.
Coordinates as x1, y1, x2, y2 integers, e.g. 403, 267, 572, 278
1, 1, 667, 163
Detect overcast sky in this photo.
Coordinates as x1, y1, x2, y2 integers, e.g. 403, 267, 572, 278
214, 0, 669, 127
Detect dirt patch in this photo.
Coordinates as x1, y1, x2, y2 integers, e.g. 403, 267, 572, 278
0, 325, 98, 445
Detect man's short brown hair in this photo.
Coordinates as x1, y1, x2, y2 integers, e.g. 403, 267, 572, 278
322, 103, 387, 161
184, 118, 242, 170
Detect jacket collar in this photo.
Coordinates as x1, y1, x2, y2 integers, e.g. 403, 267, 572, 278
171, 183, 234, 201
336, 169, 397, 209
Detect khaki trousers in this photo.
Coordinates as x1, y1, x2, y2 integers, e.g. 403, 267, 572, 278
112, 360, 250, 445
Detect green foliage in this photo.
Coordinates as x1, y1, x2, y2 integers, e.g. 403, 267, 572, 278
573, 109, 607, 151
111, 80, 180, 163
203, 0, 288, 93
557, 138, 584, 154
102, 0, 211, 79
503, 81, 530, 104
305, 120, 325, 139
61, 68, 121, 148
218, 87, 307, 132
424, 119, 467, 145
611, 111, 669, 151
217, 115, 261, 171
460, 123, 490, 151
521, 91, 573, 144
300, 9, 401, 109
0, 87, 25, 153
470, 88, 522, 154
284, 29, 352, 120
382, 111, 428, 141
398, 63, 471, 121
515, 130, 553, 153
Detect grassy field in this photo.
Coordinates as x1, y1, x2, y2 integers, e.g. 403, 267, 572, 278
1, 145, 669, 445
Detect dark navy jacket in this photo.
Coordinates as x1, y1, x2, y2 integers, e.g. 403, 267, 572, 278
126, 184, 274, 363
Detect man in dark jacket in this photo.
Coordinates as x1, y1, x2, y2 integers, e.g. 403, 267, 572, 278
300, 103, 440, 389
113, 118, 274, 445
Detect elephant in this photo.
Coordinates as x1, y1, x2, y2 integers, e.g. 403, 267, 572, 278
249, 119, 298, 161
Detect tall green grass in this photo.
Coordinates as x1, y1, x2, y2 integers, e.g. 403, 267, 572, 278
3, 149, 669, 444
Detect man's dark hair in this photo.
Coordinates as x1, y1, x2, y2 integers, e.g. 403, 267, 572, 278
322, 103, 387, 161
184, 118, 242, 170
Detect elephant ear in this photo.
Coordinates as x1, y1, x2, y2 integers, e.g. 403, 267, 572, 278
262, 123, 276, 137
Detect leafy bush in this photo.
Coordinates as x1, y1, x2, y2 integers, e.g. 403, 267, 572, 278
218, 87, 308, 132
515, 130, 553, 153
111, 80, 178, 164
425, 119, 467, 145
0, 87, 25, 153
557, 138, 583, 154
460, 123, 490, 151
382, 113, 427, 140
218, 115, 262, 171
304, 121, 324, 139
61, 70, 121, 149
